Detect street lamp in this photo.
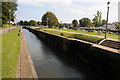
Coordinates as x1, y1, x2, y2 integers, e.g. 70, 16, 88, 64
105, 2, 110, 39
9, 9, 11, 31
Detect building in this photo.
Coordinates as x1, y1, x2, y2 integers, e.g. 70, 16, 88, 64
7, 21, 14, 24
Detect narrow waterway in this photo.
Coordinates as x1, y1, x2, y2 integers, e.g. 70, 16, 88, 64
23, 29, 105, 79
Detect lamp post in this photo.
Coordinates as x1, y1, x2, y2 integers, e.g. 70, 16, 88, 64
47, 17, 48, 27
9, 9, 11, 31
105, 2, 110, 39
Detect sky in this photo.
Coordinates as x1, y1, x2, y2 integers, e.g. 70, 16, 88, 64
16, 0, 120, 23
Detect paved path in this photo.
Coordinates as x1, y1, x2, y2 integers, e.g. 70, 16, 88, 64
0, 27, 17, 35
46, 29, 119, 42
16, 32, 38, 79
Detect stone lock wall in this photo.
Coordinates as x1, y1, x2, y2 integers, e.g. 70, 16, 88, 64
24, 27, 120, 73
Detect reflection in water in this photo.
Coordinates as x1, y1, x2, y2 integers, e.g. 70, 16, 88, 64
23, 29, 113, 79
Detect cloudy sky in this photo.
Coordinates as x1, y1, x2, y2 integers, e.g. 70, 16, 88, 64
16, 0, 120, 23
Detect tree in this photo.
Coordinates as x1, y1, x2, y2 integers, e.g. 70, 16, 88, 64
102, 19, 106, 25
79, 18, 92, 27
92, 11, 102, 27
37, 21, 41, 25
41, 11, 59, 27
115, 23, 120, 30
29, 20, 37, 26
24, 21, 29, 26
2, 2, 18, 25
72, 19, 78, 29
19, 20, 24, 26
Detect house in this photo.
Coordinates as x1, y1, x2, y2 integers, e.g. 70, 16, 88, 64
7, 21, 14, 24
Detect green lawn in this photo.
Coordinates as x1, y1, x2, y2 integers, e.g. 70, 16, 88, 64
44, 29, 103, 44
45, 29, 74, 37
69, 34, 103, 44
0, 34, 2, 79
0, 27, 2, 29
50, 28, 119, 39
2, 28, 20, 78
34, 27, 118, 39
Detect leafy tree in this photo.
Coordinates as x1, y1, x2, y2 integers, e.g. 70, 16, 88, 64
79, 18, 92, 27
92, 11, 102, 27
72, 19, 78, 29
115, 23, 120, 30
63, 23, 69, 28
37, 21, 41, 25
102, 19, 106, 25
29, 20, 37, 26
23, 21, 29, 26
19, 20, 24, 26
41, 11, 59, 26
2, 2, 18, 25
58, 24, 64, 29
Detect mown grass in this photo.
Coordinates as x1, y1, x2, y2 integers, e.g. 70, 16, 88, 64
44, 29, 103, 44
45, 30, 74, 37
68, 34, 103, 44
33, 27, 118, 39
50, 28, 119, 39
0, 27, 2, 29
2, 28, 20, 78
31, 27, 48, 30
0, 34, 2, 79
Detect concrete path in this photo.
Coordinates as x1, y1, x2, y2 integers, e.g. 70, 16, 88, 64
16, 32, 38, 79
0, 27, 17, 35
46, 29, 119, 42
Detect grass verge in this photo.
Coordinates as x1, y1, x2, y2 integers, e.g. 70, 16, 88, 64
68, 34, 103, 44
44, 29, 103, 44
0, 34, 2, 79
33, 27, 118, 39
0, 27, 2, 29
49, 28, 119, 39
2, 28, 20, 78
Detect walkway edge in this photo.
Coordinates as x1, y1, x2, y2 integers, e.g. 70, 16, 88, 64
16, 32, 38, 79
26, 36, 38, 78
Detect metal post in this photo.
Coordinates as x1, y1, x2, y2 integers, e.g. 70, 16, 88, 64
105, 2, 110, 39
47, 18, 48, 27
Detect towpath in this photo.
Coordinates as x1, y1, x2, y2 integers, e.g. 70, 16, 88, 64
16, 32, 38, 79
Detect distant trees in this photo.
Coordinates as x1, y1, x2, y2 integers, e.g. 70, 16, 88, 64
79, 18, 92, 27
72, 19, 78, 29
19, 20, 24, 26
92, 11, 102, 27
18, 20, 39, 26
23, 21, 29, 26
41, 11, 59, 27
70, 10, 107, 28
115, 23, 120, 29
29, 20, 37, 26
2, 2, 18, 25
